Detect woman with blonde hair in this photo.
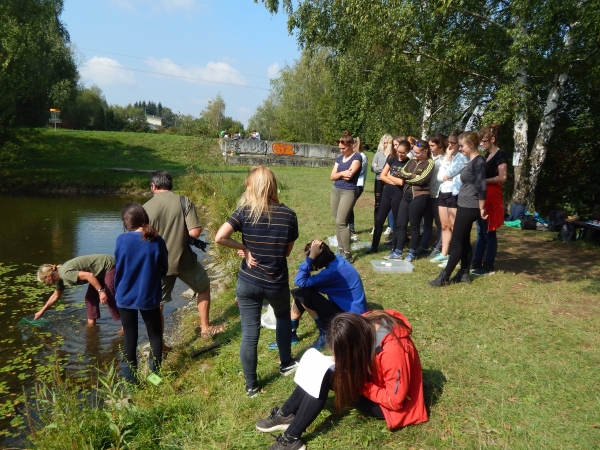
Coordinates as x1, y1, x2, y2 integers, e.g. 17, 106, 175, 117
330, 131, 363, 262
371, 134, 393, 232
35, 255, 121, 328
347, 136, 368, 235
216, 165, 299, 397
429, 131, 488, 286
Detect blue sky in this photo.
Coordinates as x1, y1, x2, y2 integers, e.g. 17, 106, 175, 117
62, 0, 300, 126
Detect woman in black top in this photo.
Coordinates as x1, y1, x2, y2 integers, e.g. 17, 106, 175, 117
472, 124, 508, 276
429, 132, 488, 287
366, 138, 410, 254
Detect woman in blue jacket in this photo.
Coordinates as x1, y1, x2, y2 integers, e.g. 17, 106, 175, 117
284, 239, 367, 351
115, 202, 168, 383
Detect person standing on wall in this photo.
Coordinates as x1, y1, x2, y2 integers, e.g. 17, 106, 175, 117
471, 124, 507, 276
144, 171, 224, 349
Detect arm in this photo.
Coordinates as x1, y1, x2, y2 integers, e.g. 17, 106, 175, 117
330, 162, 342, 181
380, 163, 404, 186
189, 227, 202, 238
361, 342, 411, 411
487, 163, 507, 184
77, 271, 108, 305
340, 159, 361, 180
214, 222, 257, 267
402, 160, 434, 185
445, 154, 468, 179
34, 289, 64, 319
473, 157, 488, 218
371, 153, 384, 174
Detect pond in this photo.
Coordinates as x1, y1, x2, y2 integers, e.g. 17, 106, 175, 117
0, 195, 198, 446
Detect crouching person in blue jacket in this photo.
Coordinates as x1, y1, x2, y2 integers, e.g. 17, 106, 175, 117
270, 239, 367, 351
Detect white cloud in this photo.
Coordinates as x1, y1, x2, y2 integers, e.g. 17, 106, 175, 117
110, 0, 199, 13
267, 62, 280, 79
80, 57, 136, 86
145, 58, 247, 86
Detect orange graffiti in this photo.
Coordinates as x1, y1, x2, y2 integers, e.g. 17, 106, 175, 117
272, 142, 295, 155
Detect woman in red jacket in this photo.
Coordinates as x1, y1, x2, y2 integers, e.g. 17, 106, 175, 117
255, 310, 427, 450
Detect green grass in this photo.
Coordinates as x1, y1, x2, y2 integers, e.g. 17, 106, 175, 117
13, 130, 600, 449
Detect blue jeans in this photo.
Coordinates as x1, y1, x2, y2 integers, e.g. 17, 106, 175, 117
474, 217, 498, 268
236, 277, 292, 389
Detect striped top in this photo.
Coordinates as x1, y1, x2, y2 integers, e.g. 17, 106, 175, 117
226, 204, 299, 288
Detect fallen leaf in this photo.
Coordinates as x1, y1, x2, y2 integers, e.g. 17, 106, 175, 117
507, 397, 518, 403
504, 423, 511, 430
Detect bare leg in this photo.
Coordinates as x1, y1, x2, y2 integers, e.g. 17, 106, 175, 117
86, 318, 97, 327
197, 288, 225, 336
291, 301, 304, 320
439, 206, 451, 256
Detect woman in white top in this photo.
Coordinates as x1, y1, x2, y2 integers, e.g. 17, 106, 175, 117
430, 129, 468, 265
348, 137, 368, 235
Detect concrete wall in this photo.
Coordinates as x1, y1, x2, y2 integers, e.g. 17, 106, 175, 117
222, 139, 338, 159
226, 154, 334, 168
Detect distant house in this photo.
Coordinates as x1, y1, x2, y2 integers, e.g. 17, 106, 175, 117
146, 115, 163, 130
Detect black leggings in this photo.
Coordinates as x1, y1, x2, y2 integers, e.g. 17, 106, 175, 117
371, 185, 403, 250
282, 370, 384, 439
347, 186, 364, 231
118, 307, 163, 375
421, 197, 442, 251
373, 179, 385, 224
445, 206, 480, 275
292, 288, 344, 330
393, 192, 429, 253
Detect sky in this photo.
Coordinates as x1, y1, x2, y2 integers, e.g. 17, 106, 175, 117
61, 0, 301, 126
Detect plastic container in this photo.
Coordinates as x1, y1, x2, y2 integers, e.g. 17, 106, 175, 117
351, 241, 371, 251
371, 260, 414, 273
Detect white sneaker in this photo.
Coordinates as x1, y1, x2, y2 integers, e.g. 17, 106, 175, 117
383, 227, 392, 235
438, 260, 448, 268
370, 227, 375, 235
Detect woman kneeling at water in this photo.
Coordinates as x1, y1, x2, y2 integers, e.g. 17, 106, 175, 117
35, 254, 121, 329
255, 310, 428, 450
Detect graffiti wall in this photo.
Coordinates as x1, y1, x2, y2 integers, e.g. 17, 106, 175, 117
222, 139, 338, 159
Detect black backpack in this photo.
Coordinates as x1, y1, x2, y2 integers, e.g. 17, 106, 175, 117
549, 210, 566, 232
521, 215, 537, 230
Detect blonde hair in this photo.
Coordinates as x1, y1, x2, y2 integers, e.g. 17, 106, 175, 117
459, 131, 481, 150
353, 136, 363, 153
37, 264, 59, 282
238, 165, 280, 224
378, 134, 393, 156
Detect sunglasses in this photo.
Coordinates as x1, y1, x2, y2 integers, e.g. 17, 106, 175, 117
413, 141, 423, 147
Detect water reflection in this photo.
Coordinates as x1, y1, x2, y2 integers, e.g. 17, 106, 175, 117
0, 194, 192, 446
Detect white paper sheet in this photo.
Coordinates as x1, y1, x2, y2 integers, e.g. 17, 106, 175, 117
294, 348, 335, 398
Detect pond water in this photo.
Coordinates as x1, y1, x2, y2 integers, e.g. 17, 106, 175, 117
0, 195, 197, 446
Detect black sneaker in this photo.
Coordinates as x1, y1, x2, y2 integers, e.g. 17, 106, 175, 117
470, 259, 483, 271
414, 247, 430, 257
472, 266, 496, 276
279, 360, 299, 377
246, 385, 260, 398
450, 268, 471, 284
269, 433, 306, 450
256, 406, 295, 432
428, 270, 450, 287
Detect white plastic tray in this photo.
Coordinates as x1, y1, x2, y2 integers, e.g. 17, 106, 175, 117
371, 259, 414, 273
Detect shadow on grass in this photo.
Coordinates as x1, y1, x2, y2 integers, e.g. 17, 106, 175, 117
422, 368, 446, 412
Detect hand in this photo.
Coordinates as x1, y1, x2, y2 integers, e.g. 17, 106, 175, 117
480, 208, 488, 220
34, 310, 43, 320
237, 249, 245, 258
308, 240, 323, 259
99, 291, 108, 305
446, 145, 453, 156
244, 248, 258, 267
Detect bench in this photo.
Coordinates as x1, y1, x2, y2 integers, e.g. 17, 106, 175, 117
566, 205, 600, 244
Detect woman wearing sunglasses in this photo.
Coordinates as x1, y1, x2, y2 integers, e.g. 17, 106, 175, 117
365, 138, 411, 255
471, 124, 507, 276
430, 129, 468, 267
386, 140, 434, 262
330, 131, 362, 263
429, 132, 487, 286
370, 134, 394, 234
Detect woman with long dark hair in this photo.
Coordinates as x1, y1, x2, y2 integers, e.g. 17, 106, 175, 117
330, 131, 362, 263
365, 138, 411, 254
386, 140, 434, 262
215, 166, 299, 397
472, 124, 507, 276
114, 202, 168, 382
255, 310, 428, 450
429, 132, 488, 286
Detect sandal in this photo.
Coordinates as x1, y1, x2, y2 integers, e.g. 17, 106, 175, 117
200, 324, 225, 340
162, 343, 172, 353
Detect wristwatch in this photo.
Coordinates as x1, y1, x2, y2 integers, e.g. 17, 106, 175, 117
97, 288, 105, 293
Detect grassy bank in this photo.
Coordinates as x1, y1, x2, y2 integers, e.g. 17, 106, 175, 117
8, 130, 599, 449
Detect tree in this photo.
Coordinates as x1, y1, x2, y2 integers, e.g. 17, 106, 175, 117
0, 0, 78, 139
200, 93, 226, 132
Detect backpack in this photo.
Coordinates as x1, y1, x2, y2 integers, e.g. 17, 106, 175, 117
521, 215, 537, 230
549, 210, 566, 232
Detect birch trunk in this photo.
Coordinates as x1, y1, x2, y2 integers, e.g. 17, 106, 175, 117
510, 66, 529, 205
421, 94, 432, 140
526, 72, 568, 210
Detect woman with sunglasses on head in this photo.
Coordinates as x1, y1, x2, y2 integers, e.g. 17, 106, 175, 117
330, 131, 363, 263
429, 132, 487, 286
254, 310, 428, 450
430, 130, 468, 267
370, 134, 393, 234
365, 138, 411, 255
347, 136, 368, 236
471, 124, 507, 276
386, 140, 434, 262
416, 134, 446, 258
114, 202, 168, 383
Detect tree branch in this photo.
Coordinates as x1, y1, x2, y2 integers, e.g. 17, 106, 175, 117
456, 8, 509, 31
